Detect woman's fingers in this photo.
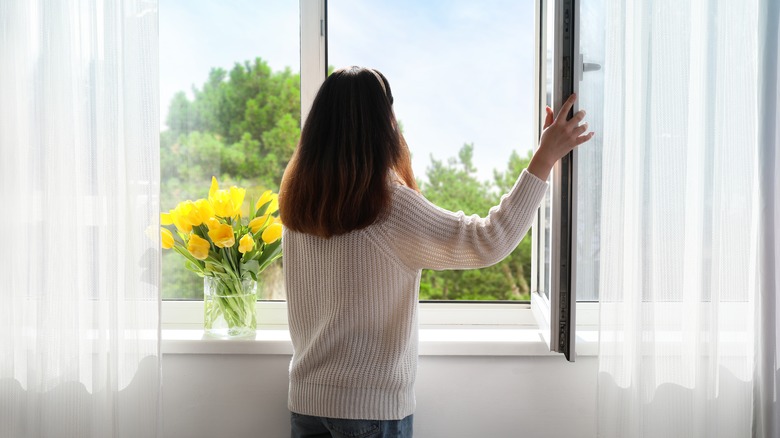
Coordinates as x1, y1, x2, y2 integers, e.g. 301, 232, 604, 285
575, 131, 596, 145
542, 92, 594, 155
557, 93, 577, 121
572, 109, 586, 123
543, 106, 554, 129
574, 122, 589, 136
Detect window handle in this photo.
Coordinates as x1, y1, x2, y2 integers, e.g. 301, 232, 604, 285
583, 62, 601, 72
577, 54, 602, 82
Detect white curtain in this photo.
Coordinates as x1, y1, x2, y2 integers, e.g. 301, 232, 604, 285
754, 1, 780, 436
597, 0, 778, 436
0, 1, 161, 437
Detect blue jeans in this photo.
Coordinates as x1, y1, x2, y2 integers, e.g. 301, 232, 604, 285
290, 412, 413, 438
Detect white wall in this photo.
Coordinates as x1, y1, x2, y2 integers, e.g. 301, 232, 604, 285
162, 354, 598, 438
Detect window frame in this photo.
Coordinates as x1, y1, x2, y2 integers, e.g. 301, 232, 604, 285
532, 0, 593, 361
160, 0, 600, 332
548, 0, 579, 361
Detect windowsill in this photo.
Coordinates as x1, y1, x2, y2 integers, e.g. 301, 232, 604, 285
161, 326, 599, 357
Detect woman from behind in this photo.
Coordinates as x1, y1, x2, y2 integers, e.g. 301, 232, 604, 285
280, 66, 592, 438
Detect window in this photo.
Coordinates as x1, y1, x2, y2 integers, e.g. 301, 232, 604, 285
159, 0, 300, 300
532, 0, 604, 360
159, 0, 596, 340
328, 0, 537, 301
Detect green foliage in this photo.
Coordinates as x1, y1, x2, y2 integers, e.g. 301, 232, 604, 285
163, 58, 301, 191
161, 58, 534, 301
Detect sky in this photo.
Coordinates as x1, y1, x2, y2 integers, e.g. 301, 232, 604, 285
159, 0, 536, 183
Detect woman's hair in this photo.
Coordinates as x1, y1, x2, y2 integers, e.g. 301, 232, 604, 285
279, 66, 418, 238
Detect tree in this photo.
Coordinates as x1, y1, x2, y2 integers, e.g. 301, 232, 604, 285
163, 57, 301, 191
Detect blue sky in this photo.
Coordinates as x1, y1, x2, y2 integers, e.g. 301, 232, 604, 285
160, 0, 536, 183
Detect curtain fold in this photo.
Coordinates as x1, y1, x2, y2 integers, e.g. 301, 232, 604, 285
754, 0, 780, 436
0, 0, 161, 436
596, 0, 773, 436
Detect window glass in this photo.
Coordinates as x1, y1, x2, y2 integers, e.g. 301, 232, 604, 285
575, 0, 605, 301
538, 0, 602, 302
329, 0, 537, 301
540, 0, 556, 299
159, 0, 299, 300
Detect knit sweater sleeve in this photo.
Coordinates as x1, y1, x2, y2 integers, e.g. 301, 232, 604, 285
380, 169, 549, 271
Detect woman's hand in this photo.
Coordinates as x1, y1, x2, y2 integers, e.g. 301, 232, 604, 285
527, 93, 595, 180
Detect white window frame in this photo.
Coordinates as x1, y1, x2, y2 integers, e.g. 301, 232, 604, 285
160, 0, 601, 336
300, 0, 327, 124
162, 298, 599, 330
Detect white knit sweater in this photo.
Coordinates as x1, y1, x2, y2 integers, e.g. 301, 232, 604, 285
283, 169, 548, 420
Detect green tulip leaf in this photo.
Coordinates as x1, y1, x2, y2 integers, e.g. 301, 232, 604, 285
256, 241, 282, 271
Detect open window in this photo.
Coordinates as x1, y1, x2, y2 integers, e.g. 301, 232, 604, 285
532, 0, 603, 361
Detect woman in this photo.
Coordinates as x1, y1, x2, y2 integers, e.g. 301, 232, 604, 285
280, 66, 593, 437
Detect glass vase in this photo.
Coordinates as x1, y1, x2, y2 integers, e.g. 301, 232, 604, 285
203, 276, 257, 338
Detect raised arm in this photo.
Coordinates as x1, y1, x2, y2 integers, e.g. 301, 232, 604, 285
379, 93, 593, 271
381, 170, 548, 271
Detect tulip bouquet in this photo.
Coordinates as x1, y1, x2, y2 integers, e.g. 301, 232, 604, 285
160, 177, 282, 336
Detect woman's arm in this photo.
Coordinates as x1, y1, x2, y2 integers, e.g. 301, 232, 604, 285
383, 170, 548, 270
380, 94, 593, 271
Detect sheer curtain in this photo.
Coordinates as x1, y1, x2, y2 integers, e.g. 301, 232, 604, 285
755, 1, 780, 436
596, 0, 777, 436
0, 1, 161, 437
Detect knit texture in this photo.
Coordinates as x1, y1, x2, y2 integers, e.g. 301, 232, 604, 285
284, 169, 548, 420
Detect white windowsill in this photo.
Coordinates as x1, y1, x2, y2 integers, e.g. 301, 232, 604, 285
161, 326, 599, 357
161, 300, 600, 357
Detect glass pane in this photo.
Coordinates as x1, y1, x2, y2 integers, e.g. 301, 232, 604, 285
574, 0, 605, 301
329, 0, 537, 301
159, 0, 300, 300
541, 0, 556, 300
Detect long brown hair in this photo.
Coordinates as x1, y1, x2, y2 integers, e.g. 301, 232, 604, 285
279, 66, 418, 238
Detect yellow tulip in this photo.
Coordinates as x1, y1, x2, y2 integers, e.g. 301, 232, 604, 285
208, 223, 235, 248
205, 218, 221, 231
229, 186, 246, 216
255, 190, 273, 211
161, 228, 174, 249
171, 200, 203, 232
261, 223, 282, 244
187, 234, 211, 260
161, 212, 174, 226
209, 190, 233, 218
170, 210, 191, 233
265, 194, 279, 215
209, 176, 219, 199
238, 234, 255, 254
194, 199, 214, 224
183, 200, 204, 226
249, 214, 271, 234
208, 178, 246, 219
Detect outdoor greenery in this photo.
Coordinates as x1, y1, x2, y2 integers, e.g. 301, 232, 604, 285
161, 57, 534, 301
